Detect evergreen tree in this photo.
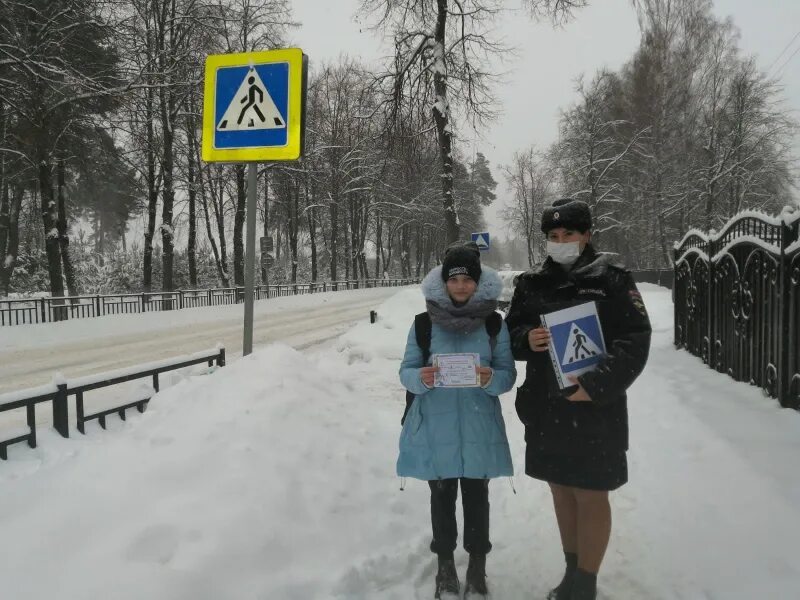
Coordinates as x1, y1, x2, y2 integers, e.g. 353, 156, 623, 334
0, 0, 121, 300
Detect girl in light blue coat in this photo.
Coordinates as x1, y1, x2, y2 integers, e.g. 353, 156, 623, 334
398, 242, 516, 599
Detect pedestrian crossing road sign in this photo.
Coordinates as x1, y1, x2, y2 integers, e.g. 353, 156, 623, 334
558, 320, 604, 366
540, 302, 607, 389
471, 232, 490, 251
202, 48, 307, 163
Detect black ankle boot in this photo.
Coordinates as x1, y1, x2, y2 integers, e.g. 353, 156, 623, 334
464, 553, 488, 598
569, 568, 597, 600
546, 551, 577, 600
435, 555, 460, 599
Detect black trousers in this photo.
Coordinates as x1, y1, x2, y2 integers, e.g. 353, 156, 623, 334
428, 478, 491, 557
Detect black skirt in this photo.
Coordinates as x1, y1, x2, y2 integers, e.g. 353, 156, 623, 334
525, 447, 628, 491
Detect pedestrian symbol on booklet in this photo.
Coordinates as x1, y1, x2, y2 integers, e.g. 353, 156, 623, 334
217, 67, 285, 131
540, 302, 607, 389
549, 315, 604, 374
562, 323, 602, 364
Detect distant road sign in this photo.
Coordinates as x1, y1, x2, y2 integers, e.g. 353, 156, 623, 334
202, 48, 307, 162
471, 231, 490, 251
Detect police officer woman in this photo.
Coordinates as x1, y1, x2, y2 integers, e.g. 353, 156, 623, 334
505, 199, 651, 600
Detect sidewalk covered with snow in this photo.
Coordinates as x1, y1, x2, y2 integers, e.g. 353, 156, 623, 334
1, 283, 799, 599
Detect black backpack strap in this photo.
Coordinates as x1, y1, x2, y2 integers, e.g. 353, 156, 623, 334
485, 311, 502, 353
414, 312, 433, 364
403, 312, 433, 426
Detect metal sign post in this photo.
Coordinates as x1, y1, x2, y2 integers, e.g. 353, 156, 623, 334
202, 48, 307, 356
243, 162, 258, 356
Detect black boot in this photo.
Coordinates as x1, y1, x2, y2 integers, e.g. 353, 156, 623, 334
434, 555, 460, 599
464, 553, 488, 598
569, 568, 597, 600
546, 551, 577, 600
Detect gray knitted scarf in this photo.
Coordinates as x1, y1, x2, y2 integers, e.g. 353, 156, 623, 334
426, 297, 498, 334
421, 265, 502, 334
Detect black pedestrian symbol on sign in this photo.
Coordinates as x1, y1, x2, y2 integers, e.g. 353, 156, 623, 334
217, 67, 286, 132
561, 322, 603, 365
570, 328, 595, 362
238, 76, 266, 126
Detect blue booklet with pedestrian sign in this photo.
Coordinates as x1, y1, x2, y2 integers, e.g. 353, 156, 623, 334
541, 302, 607, 389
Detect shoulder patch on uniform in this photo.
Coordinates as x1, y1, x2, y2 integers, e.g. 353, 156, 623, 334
629, 289, 647, 316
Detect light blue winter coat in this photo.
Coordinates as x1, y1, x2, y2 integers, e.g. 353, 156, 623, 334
397, 266, 517, 480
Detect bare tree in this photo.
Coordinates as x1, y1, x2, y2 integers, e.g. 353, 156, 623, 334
0, 183, 24, 294
501, 147, 557, 266
502, 0, 796, 268
364, 0, 505, 244
524, 0, 589, 23
312, 61, 372, 280
554, 71, 649, 243
121, 0, 164, 293
722, 61, 795, 216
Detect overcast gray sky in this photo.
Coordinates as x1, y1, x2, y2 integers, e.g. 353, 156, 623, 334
290, 0, 800, 238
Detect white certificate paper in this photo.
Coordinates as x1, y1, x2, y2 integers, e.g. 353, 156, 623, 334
432, 353, 480, 388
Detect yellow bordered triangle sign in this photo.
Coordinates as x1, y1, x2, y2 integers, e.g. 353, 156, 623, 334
202, 48, 307, 162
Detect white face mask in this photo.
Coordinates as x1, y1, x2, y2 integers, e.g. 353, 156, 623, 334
547, 241, 582, 266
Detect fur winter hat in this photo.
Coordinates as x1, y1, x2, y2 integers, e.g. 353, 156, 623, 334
441, 241, 482, 282
541, 198, 592, 233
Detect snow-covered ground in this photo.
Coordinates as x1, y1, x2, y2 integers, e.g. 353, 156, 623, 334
1, 283, 799, 599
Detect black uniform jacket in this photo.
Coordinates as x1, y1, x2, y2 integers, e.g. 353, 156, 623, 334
505, 245, 652, 456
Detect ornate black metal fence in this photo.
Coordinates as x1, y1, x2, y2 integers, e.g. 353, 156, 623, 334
673, 209, 800, 409
0, 278, 418, 327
